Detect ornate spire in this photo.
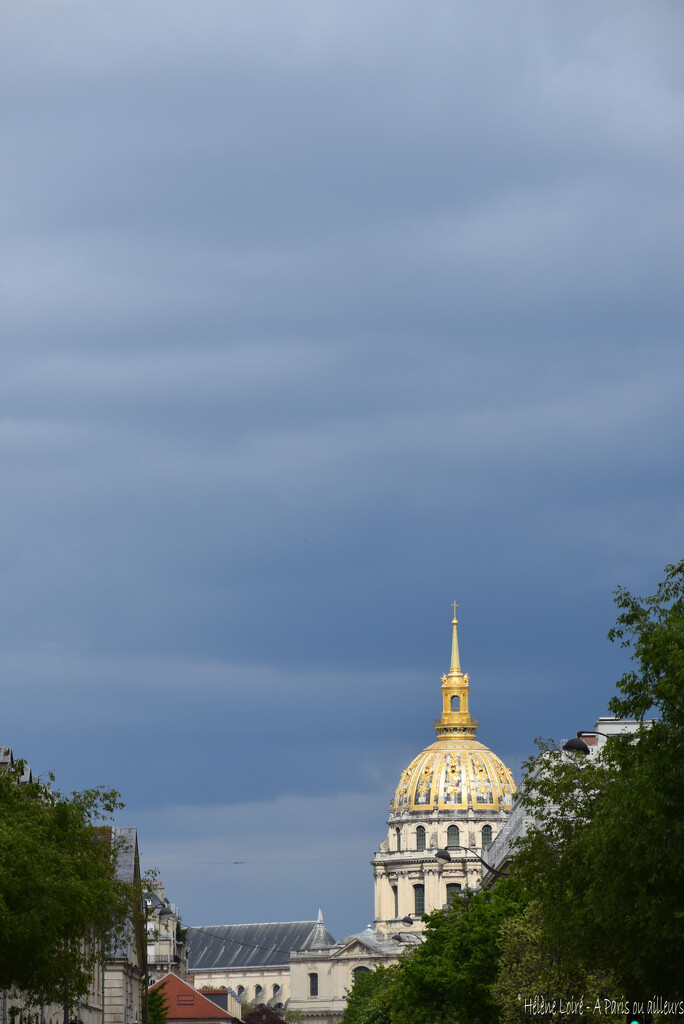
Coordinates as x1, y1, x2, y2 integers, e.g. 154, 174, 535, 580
450, 603, 461, 675
435, 604, 478, 740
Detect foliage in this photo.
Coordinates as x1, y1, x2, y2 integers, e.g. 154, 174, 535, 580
493, 901, 621, 1024
283, 1009, 306, 1023
0, 765, 136, 1007
344, 561, 684, 1019
607, 558, 684, 727
514, 559, 684, 999
341, 964, 398, 1024
511, 740, 617, 974
148, 981, 169, 1024
341, 879, 527, 1024
243, 1005, 285, 1023
391, 879, 527, 1024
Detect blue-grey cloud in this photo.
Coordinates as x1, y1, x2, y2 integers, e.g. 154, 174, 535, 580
1, 0, 683, 936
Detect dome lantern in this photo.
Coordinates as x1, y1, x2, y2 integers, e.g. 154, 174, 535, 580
435, 606, 478, 740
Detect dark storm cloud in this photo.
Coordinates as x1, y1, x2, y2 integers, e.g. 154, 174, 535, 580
2, 0, 684, 934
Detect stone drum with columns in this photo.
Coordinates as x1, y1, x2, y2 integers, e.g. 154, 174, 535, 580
372, 608, 516, 935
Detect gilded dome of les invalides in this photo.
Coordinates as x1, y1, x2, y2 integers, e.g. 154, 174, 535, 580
390, 609, 515, 816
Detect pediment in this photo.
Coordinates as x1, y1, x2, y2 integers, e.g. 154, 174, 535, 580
331, 938, 379, 960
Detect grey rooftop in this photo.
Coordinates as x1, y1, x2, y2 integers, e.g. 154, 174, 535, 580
187, 919, 336, 971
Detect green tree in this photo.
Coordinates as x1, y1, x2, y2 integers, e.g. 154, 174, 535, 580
148, 981, 169, 1024
493, 901, 621, 1024
514, 559, 684, 1000
0, 763, 137, 1007
341, 964, 397, 1024
512, 740, 617, 977
243, 1006, 285, 1023
342, 879, 527, 1024
390, 880, 527, 1024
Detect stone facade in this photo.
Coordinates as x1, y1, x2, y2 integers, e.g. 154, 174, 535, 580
372, 613, 514, 936
288, 929, 404, 1024
104, 828, 144, 1024
186, 917, 334, 1013
146, 881, 186, 985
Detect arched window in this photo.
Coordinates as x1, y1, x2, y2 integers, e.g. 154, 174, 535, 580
447, 824, 460, 849
236, 986, 245, 998
309, 973, 319, 997
482, 824, 493, 849
353, 967, 371, 982
416, 825, 426, 851
254, 985, 262, 999
451, 695, 460, 711
392, 884, 398, 919
413, 883, 425, 916
395, 827, 401, 852
446, 883, 462, 905
272, 984, 280, 996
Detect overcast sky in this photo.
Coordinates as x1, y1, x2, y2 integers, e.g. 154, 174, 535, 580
2, 0, 683, 939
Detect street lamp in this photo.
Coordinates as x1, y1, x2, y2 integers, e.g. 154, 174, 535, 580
435, 846, 508, 878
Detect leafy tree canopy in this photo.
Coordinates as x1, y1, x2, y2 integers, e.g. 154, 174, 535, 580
514, 560, 684, 999
391, 879, 527, 1024
148, 981, 169, 1024
344, 561, 684, 1020
341, 964, 398, 1024
342, 879, 528, 1024
493, 901, 622, 1024
243, 1005, 285, 1024
0, 764, 137, 1006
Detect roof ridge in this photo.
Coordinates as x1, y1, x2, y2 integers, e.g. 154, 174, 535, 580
188, 919, 318, 928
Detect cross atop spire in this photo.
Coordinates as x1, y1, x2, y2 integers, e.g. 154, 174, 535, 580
450, 602, 461, 675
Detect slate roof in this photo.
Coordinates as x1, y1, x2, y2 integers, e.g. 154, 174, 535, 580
331, 927, 394, 956
0, 746, 33, 783
110, 827, 143, 964
187, 917, 335, 971
305, 925, 404, 959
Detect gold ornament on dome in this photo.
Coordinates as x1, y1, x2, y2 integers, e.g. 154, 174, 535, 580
390, 607, 516, 814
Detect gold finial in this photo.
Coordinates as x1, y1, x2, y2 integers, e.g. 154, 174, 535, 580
435, 603, 478, 740
450, 603, 461, 675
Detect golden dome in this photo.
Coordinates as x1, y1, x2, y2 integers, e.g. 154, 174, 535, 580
391, 607, 516, 814
391, 737, 515, 813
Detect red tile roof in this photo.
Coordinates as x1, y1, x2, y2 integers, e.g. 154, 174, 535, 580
150, 974, 239, 1022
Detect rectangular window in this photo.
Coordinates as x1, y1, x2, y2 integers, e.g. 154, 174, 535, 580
309, 973, 319, 997
392, 885, 398, 919
414, 884, 425, 916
